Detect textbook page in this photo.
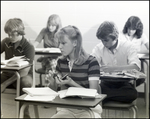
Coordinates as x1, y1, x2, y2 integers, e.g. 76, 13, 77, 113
23, 87, 58, 96
58, 89, 102, 99
6, 60, 29, 67
58, 87, 97, 99
1, 56, 25, 65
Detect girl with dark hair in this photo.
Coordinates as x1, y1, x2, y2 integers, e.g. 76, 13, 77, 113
122, 16, 149, 52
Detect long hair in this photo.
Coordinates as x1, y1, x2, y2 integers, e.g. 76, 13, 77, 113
46, 14, 62, 33
55, 25, 89, 65
122, 16, 143, 39
96, 21, 119, 40
4, 18, 25, 35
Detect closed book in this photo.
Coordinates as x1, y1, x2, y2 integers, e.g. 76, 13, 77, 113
22, 87, 58, 97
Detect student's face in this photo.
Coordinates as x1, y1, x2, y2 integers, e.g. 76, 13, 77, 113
48, 23, 57, 32
101, 36, 117, 49
59, 36, 75, 57
127, 28, 136, 36
8, 31, 21, 43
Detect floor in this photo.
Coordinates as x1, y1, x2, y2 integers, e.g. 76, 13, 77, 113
1, 88, 148, 118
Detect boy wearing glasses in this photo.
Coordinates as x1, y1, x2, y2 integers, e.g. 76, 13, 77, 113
1, 18, 35, 118
91, 21, 141, 103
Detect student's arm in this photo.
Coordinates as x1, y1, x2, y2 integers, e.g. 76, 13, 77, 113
34, 28, 45, 48
1, 39, 5, 54
145, 42, 149, 50
142, 33, 149, 50
89, 77, 100, 91
33, 41, 40, 48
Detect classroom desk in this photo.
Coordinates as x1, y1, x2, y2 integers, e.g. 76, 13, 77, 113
15, 94, 107, 118
1, 64, 32, 117
138, 53, 149, 118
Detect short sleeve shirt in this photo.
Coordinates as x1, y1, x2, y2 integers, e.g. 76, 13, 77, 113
35, 28, 59, 48
56, 55, 100, 88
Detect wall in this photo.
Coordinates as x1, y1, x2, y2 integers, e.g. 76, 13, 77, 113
1, 1, 149, 91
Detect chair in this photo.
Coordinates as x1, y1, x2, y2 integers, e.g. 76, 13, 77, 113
35, 68, 46, 87
101, 77, 138, 118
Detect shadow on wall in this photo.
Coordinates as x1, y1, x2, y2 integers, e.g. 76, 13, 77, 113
24, 21, 38, 42
82, 24, 100, 54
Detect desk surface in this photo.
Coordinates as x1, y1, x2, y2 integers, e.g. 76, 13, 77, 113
1, 64, 32, 71
15, 94, 107, 108
138, 53, 149, 60
35, 48, 61, 56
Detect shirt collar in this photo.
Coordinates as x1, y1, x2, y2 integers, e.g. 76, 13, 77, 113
6, 37, 25, 53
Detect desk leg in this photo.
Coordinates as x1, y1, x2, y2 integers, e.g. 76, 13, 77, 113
32, 61, 36, 88
33, 105, 39, 118
19, 104, 28, 118
143, 60, 149, 118
16, 72, 20, 118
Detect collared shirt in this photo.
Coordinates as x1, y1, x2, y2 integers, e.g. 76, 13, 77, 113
91, 34, 141, 70
1, 36, 35, 74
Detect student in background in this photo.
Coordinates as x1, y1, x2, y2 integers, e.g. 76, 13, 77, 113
91, 21, 141, 103
1, 18, 35, 118
33, 14, 62, 75
48, 25, 102, 118
122, 16, 149, 53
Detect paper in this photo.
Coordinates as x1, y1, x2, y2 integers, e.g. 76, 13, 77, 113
1, 56, 29, 67
22, 87, 58, 96
1, 56, 25, 65
35, 48, 61, 53
24, 95, 56, 101
6, 60, 29, 67
58, 87, 98, 99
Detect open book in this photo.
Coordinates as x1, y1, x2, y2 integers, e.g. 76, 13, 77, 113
35, 48, 61, 53
58, 87, 101, 99
1, 56, 29, 67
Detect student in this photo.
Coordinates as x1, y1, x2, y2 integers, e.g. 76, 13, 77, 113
1, 18, 35, 118
122, 16, 149, 52
48, 25, 102, 118
91, 21, 141, 103
34, 14, 62, 75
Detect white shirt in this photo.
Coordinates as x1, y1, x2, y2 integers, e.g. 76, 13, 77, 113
123, 33, 148, 52
91, 35, 141, 70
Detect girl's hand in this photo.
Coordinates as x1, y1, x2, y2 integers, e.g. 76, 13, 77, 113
56, 76, 72, 85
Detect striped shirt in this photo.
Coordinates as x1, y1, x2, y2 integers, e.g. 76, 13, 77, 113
56, 55, 100, 88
